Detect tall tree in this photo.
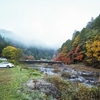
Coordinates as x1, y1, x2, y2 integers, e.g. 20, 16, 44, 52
2, 46, 22, 60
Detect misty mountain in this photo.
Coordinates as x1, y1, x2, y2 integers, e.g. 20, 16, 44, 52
0, 29, 56, 49
0, 29, 55, 59
0, 29, 16, 40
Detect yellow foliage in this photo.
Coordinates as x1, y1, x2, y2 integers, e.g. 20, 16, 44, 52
85, 36, 100, 61
91, 40, 100, 61
86, 59, 92, 63
2, 46, 21, 60
60, 46, 68, 57
94, 35, 100, 41
73, 35, 80, 47
85, 52, 92, 57
85, 40, 93, 57
97, 57, 100, 61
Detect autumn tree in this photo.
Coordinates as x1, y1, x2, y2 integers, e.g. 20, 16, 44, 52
72, 35, 80, 47
86, 36, 100, 59
56, 46, 68, 61
56, 14, 100, 67
2, 46, 22, 60
56, 46, 71, 64
85, 35, 100, 68
25, 55, 35, 60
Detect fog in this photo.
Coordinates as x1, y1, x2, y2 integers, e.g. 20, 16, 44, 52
0, 0, 100, 49
0, 29, 51, 48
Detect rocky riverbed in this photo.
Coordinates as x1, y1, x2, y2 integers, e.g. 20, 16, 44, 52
29, 64, 100, 87
18, 64, 100, 99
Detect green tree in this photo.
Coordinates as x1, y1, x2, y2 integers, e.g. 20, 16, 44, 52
61, 39, 72, 52
2, 46, 22, 60
0, 35, 10, 56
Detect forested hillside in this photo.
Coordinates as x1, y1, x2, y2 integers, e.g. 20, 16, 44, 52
0, 34, 55, 60
21, 46, 54, 60
0, 35, 10, 56
55, 15, 100, 69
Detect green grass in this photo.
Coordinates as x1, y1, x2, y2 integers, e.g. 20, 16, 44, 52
0, 65, 42, 100
1, 65, 100, 100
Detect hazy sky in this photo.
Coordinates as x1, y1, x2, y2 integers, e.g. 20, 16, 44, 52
0, 0, 100, 48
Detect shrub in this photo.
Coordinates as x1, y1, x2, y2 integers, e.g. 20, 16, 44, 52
71, 84, 100, 100
46, 75, 100, 100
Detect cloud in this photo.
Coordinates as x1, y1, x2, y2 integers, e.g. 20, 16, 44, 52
0, 0, 100, 48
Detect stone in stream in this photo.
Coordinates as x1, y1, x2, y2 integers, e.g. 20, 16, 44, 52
69, 75, 86, 83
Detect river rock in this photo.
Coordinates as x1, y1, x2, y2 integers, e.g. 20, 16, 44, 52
26, 79, 61, 98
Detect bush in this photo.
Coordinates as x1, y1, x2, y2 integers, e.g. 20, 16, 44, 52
76, 84, 100, 100
46, 76, 73, 91
46, 75, 100, 100
84, 57, 100, 69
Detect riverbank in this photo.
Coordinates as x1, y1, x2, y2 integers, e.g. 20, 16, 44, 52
0, 65, 42, 100
31, 63, 100, 86
63, 64, 100, 72
0, 64, 100, 100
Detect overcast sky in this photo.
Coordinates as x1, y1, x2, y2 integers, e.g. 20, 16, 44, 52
0, 0, 100, 48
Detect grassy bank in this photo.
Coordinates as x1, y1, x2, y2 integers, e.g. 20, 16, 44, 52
0, 65, 42, 100
0, 64, 100, 100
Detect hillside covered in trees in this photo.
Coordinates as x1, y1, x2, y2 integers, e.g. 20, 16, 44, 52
55, 15, 100, 69
0, 35, 10, 56
0, 35, 55, 60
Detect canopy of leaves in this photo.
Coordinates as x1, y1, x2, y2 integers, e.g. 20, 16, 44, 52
61, 39, 72, 52
2, 46, 22, 60
22, 47, 55, 60
56, 14, 100, 68
72, 35, 80, 47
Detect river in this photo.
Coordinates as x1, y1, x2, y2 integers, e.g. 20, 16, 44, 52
29, 64, 100, 87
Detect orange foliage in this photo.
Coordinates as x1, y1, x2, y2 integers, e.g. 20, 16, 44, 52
56, 44, 84, 64
25, 55, 34, 60
62, 57, 71, 64
55, 53, 63, 61
56, 55, 71, 64
74, 54, 83, 61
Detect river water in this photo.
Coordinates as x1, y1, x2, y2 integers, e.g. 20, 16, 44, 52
29, 64, 100, 87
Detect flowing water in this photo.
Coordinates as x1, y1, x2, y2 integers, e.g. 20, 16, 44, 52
29, 64, 100, 87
